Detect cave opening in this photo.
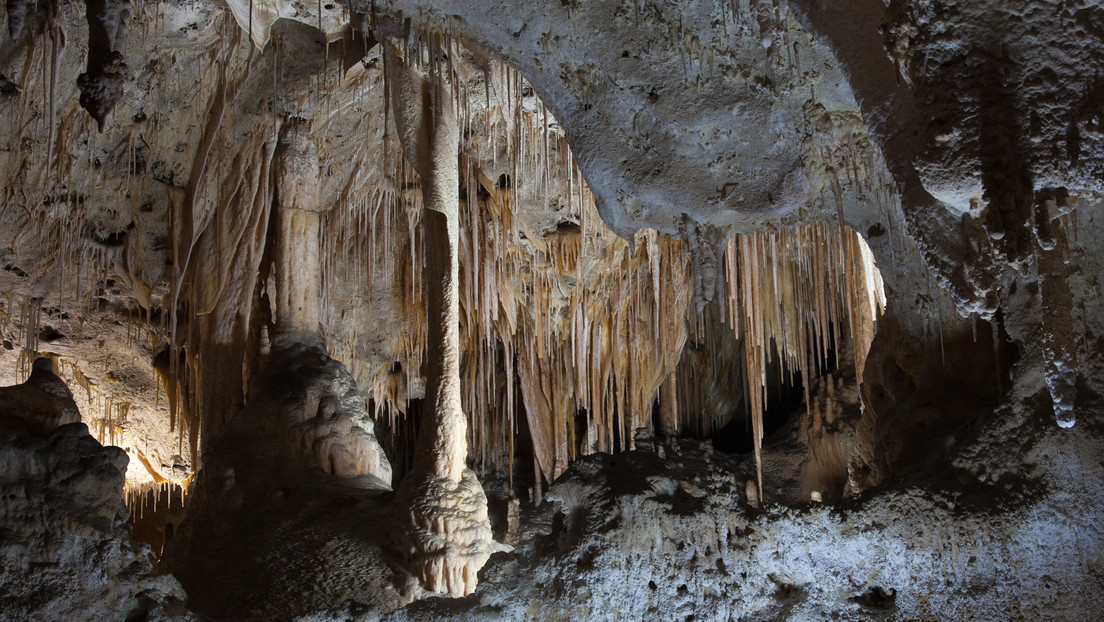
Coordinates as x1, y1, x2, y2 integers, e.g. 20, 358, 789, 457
710, 330, 840, 455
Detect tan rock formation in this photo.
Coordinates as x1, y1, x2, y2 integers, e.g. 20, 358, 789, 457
274, 120, 324, 345
385, 37, 506, 596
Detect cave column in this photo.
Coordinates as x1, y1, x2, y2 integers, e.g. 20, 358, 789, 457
273, 121, 323, 344
386, 37, 505, 597
418, 80, 467, 482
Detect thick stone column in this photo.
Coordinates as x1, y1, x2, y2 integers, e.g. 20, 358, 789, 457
164, 120, 392, 613
274, 121, 323, 345
386, 40, 505, 597
417, 92, 466, 483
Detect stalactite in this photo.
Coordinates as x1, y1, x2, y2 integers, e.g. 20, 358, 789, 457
675, 298, 743, 440
17, 296, 41, 380
78, 0, 130, 131
310, 41, 885, 513
722, 222, 885, 502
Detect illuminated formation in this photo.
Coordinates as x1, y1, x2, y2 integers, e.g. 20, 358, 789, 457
384, 35, 504, 596
0, 1, 1102, 620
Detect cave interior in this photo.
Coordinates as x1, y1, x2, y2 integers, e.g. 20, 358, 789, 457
1, 0, 1104, 620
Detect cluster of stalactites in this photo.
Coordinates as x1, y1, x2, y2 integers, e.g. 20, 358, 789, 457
506, 227, 691, 488
441, 60, 693, 488
722, 222, 885, 499
125, 479, 190, 522
315, 52, 695, 488
317, 51, 886, 496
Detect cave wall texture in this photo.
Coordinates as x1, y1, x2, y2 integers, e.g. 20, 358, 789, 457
1, 0, 1104, 620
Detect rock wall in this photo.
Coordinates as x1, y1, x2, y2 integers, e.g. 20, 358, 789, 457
0, 0, 1103, 619
0, 359, 193, 621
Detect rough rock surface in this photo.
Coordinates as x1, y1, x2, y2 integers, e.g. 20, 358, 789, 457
393, 468, 509, 598
366, 0, 869, 239
382, 397, 1104, 621
163, 341, 399, 618
0, 360, 193, 621
171, 340, 392, 495
1, 0, 1103, 620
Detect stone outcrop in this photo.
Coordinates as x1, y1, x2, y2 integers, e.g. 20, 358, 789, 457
0, 359, 193, 621
0, 1, 1102, 619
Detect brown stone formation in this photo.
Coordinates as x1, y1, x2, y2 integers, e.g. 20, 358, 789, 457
0, 1, 1103, 619
273, 120, 324, 345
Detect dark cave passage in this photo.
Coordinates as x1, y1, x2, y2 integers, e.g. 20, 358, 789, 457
710, 332, 840, 455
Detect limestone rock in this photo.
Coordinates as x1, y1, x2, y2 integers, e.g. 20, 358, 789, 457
393, 467, 510, 597
0, 366, 193, 620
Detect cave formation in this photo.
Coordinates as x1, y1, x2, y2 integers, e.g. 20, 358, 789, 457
1, 0, 1103, 620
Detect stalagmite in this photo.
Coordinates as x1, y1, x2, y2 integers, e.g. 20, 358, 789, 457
163, 113, 392, 607
385, 36, 505, 597
801, 373, 861, 501
264, 119, 391, 482
1036, 189, 1078, 428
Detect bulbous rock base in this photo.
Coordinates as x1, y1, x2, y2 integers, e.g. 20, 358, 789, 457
394, 468, 510, 597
